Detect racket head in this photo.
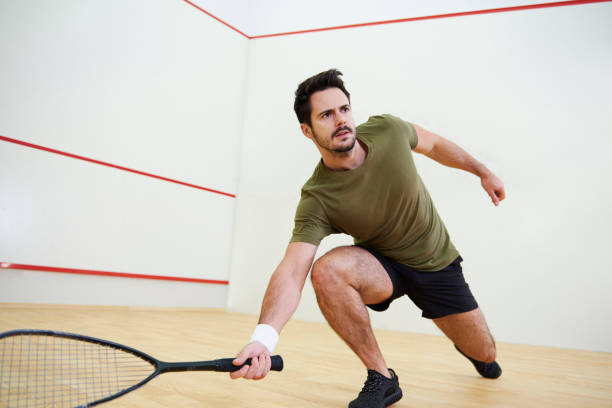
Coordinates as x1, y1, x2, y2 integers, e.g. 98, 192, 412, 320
0, 329, 161, 407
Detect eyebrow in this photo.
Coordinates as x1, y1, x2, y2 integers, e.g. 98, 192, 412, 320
316, 104, 350, 118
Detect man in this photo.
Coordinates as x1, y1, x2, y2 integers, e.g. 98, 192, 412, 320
231, 69, 505, 408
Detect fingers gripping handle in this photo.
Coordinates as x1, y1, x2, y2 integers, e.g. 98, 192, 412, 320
219, 355, 284, 372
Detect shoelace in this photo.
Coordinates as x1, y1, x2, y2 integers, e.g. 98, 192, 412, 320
361, 373, 386, 393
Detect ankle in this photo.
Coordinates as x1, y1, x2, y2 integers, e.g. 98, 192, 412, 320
369, 367, 392, 379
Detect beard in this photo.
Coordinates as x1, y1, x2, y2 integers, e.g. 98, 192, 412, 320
313, 125, 356, 153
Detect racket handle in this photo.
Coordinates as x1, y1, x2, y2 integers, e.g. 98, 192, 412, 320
217, 355, 284, 372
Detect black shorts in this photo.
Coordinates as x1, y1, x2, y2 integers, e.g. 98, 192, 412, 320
362, 247, 479, 319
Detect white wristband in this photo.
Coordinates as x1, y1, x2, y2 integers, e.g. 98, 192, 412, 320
249, 324, 279, 353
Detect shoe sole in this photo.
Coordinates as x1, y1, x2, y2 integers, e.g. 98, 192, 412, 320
384, 389, 403, 407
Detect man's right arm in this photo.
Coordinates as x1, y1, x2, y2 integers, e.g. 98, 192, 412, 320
230, 241, 318, 380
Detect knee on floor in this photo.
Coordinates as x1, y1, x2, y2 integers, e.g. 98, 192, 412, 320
481, 347, 496, 363
461, 343, 497, 363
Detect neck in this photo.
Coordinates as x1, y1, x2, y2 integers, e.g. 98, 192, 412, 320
321, 139, 368, 171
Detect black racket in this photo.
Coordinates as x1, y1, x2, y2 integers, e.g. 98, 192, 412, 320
0, 329, 283, 407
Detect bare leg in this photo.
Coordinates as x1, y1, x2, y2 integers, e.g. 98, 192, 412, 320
311, 246, 394, 377
433, 308, 496, 363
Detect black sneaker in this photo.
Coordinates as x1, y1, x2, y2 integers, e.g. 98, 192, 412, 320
455, 344, 502, 379
348, 368, 402, 408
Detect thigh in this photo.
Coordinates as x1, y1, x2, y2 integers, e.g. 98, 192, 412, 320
314, 246, 394, 305
405, 258, 479, 319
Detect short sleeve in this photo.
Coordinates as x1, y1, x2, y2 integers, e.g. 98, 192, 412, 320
403, 121, 418, 149
290, 193, 335, 245
382, 114, 418, 149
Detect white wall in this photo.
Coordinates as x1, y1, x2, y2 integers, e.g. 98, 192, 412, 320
228, 2, 612, 352
0, 269, 226, 308
0, 0, 248, 306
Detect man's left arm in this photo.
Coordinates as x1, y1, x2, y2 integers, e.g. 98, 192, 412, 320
412, 123, 506, 206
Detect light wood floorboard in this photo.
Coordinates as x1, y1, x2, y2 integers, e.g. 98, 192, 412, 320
1, 304, 610, 407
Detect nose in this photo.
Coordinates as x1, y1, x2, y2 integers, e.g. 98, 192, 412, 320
335, 109, 347, 127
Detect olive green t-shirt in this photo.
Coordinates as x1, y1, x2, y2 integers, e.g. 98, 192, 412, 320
290, 114, 459, 272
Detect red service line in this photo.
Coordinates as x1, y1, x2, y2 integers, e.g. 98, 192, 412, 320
0, 262, 229, 285
0, 135, 235, 198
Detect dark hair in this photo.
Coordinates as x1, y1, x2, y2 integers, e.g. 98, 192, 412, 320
294, 69, 351, 126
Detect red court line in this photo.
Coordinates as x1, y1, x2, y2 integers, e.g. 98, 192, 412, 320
0, 262, 229, 285
0, 135, 236, 198
182, 0, 251, 39
186, 0, 609, 39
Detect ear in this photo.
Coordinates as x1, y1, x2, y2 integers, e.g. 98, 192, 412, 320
300, 123, 313, 140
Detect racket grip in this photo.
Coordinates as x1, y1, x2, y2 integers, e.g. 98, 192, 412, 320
219, 355, 284, 372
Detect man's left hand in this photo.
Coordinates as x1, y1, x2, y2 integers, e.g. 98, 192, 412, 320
480, 172, 506, 206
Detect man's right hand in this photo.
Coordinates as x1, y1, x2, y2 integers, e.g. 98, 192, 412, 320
229, 242, 317, 381
230, 341, 272, 380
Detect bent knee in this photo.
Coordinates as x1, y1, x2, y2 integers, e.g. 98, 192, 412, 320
310, 260, 328, 290
311, 258, 340, 290
310, 247, 354, 290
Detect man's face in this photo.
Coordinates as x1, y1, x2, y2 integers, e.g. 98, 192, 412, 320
302, 87, 356, 154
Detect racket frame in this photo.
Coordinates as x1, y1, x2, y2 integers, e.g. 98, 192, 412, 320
0, 329, 283, 407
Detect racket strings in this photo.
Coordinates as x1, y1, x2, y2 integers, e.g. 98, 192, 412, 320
0, 333, 155, 408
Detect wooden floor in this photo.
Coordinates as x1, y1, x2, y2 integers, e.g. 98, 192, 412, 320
1, 303, 611, 408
